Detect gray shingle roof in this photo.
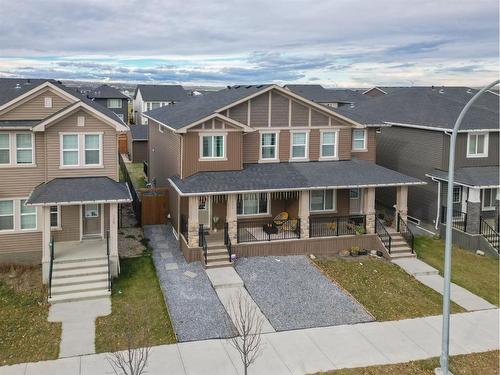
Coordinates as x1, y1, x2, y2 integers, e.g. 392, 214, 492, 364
145, 85, 271, 130
285, 84, 366, 104
26, 177, 132, 205
170, 159, 424, 195
88, 84, 128, 99
427, 167, 500, 188
335, 87, 499, 130
130, 125, 148, 141
134, 85, 188, 101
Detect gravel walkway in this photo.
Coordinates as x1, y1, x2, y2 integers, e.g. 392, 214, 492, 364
144, 225, 234, 342
235, 255, 374, 331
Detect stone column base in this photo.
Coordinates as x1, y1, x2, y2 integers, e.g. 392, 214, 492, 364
299, 216, 309, 239
227, 220, 237, 244
366, 213, 375, 234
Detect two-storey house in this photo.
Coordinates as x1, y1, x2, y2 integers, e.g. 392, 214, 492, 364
144, 85, 423, 267
87, 84, 130, 124
0, 78, 131, 301
133, 85, 189, 125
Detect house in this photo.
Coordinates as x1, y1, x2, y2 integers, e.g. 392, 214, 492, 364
0, 78, 131, 301
127, 124, 148, 163
87, 84, 130, 124
143, 84, 424, 268
133, 85, 189, 124
285, 84, 366, 108
337, 86, 499, 253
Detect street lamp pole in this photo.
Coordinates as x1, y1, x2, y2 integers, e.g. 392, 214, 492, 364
437, 79, 499, 375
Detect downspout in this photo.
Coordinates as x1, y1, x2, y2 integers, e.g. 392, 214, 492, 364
431, 177, 441, 230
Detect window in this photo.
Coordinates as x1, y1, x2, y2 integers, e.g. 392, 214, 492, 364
467, 132, 488, 158
452, 186, 462, 204
260, 132, 278, 160
0, 200, 14, 231
84, 134, 101, 165
44, 97, 52, 108
310, 189, 336, 211
291, 132, 308, 160
85, 204, 99, 218
0, 133, 9, 164
320, 131, 337, 159
62, 134, 79, 166
16, 134, 33, 164
107, 99, 122, 108
237, 193, 269, 216
352, 129, 367, 150
151, 102, 161, 110
50, 206, 60, 228
20, 200, 36, 230
201, 135, 225, 159
482, 188, 497, 210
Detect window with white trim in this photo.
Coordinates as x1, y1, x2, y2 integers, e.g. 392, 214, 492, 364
352, 129, 367, 150
201, 135, 225, 159
85, 204, 99, 218
0, 200, 14, 231
260, 132, 278, 160
84, 134, 101, 165
291, 132, 308, 160
310, 189, 336, 212
0, 133, 10, 164
107, 99, 122, 108
44, 97, 52, 108
320, 131, 337, 159
20, 200, 36, 230
467, 132, 488, 158
16, 133, 33, 164
452, 186, 462, 204
237, 193, 269, 216
50, 206, 60, 228
482, 188, 497, 210
62, 134, 79, 166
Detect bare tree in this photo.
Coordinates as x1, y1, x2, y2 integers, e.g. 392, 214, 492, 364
227, 291, 265, 375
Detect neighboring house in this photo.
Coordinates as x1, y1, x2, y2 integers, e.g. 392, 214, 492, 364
0, 78, 131, 301
144, 84, 423, 268
337, 86, 499, 253
87, 84, 130, 124
285, 84, 366, 108
127, 124, 148, 163
133, 85, 188, 124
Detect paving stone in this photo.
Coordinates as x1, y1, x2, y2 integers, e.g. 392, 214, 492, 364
183, 271, 197, 278
165, 263, 179, 270
160, 252, 174, 259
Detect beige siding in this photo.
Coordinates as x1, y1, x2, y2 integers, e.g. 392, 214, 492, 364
0, 232, 42, 255
249, 94, 268, 127
148, 120, 181, 187
270, 92, 289, 127
53, 205, 80, 242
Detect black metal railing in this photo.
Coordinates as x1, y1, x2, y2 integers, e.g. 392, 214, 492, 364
180, 214, 188, 241
119, 154, 142, 224
224, 222, 232, 262
48, 237, 55, 299
375, 217, 392, 254
199, 224, 208, 263
441, 205, 467, 232
480, 217, 499, 252
237, 218, 301, 243
397, 215, 414, 253
143, 160, 148, 177
309, 215, 366, 238
106, 230, 111, 291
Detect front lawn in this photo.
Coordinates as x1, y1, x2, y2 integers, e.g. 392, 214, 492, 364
314, 350, 499, 374
415, 236, 499, 306
125, 162, 147, 189
315, 257, 463, 321
95, 256, 176, 352
0, 265, 61, 366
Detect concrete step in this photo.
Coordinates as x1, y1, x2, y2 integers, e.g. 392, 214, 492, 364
52, 266, 108, 279
207, 245, 227, 251
390, 252, 416, 259
391, 247, 412, 254
53, 259, 108, 271
51, 273, 108, 287
53, 256, 107, 265
207, 253, 230, 261
48, 289, 111, 304
207, 248, 227, 255
51, 281, 109, 296
205, 260, 233, 269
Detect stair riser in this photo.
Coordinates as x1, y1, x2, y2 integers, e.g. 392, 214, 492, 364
49, 293, 110, 304
53, 263, 108, 272
52, 270, 108, 279
52, 275, 108, 287
206, 263, 233, 269
51, 284, 109, 296
54, 257, 108, 265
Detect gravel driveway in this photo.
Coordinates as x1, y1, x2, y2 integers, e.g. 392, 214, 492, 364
144, 225, 234, 342
235, 255, 373, 331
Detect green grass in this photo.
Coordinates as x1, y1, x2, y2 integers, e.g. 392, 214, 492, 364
95, 256, 176, 352
126, 162, 147, 189
415, 236, 499, 306
0, 266, 61, 366
314, 350, 499, 374
314, 257, 464, 321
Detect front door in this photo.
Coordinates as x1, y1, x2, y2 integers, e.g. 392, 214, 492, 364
83, 204, 101, 237
349, 188, 363, 214
198, 196, 211, 229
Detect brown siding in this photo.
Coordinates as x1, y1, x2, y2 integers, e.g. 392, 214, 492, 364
309, 129, 320, 160
249, 94, 269, 127
148, 120, 181, 187
270, 92, 289, 127
229, 102, 248, 124
53, 205, 80, 242
444, 132, 499, 169
291, 101, 309, 127
0, 232, 42, 257
132, 141, 148, 163
311, 110, 328, 126
279, 131, 290, 161
270, 197, 299, 218
352, 128, 376, 163
338, 128, 352, 160
180, 234, 202, 262
243, 132, 260, 163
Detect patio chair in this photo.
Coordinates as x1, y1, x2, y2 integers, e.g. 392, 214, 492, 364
273, 212, 289, 227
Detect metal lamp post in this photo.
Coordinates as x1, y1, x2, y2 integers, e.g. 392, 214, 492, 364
436, 79, 499, 375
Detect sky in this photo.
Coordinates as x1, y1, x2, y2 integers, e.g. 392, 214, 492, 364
0, 0, 498, 87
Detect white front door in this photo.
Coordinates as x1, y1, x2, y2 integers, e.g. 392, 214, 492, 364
198, 196, 211, 229
82, 204, 102, 237
349, 188, 363, 214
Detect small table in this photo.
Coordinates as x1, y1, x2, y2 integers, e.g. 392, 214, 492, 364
263, 225, 279, 235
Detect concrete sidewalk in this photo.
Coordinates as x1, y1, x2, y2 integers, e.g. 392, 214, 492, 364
2, 309, 498, 375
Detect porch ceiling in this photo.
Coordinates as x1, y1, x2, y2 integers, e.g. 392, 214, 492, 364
427, 166, 500, 189
170, 158, 425, 196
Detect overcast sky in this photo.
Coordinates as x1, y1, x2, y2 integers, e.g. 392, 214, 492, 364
0, 0, 498, 87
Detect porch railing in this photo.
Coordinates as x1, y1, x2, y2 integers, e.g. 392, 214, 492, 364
237, 218, 301, 243
223, 222, 232, 262
180, 214, 188, 241
375, 217, 392, 254
397, 215, 414, 253
106, 230, 111, 291
199, 224, 208, 263
480, 217, 499, 252
441, 205, 467, 232
309, 215, 366, 238
48, 237, 55, 299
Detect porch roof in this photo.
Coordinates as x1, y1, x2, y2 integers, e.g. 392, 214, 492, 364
426, 166, 500, 188
26, 177, 132, 205
169, 159, 425, 196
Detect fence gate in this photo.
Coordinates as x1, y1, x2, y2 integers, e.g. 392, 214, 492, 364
140, 188, 169, 225
118, 134, 128, 154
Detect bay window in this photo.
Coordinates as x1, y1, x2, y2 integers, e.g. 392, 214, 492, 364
291, 132, 308, 160
0, 200, 14, 231
467, 132, 488, 158
201, 134, 225, 159
310, 189, 336, 212
352, 129, 367, 150
320, 130, 337, 159
237, 193, 269, 216
20, 200, 36, 230
260, 132, 278, 161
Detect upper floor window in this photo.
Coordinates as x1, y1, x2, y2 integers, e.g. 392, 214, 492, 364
0, 134, 10, 164
16, 134, 33, 164
310, 189, 336, 212
0, 133, 34, 166
200, 134, 225, 159
290, 131, 308, 160
467, 132, 488, 158
260, 132, 278, 161
237, 193, 269, 216
62, 134, 79, 166
61, 133, 102, 167
352, 129, 367, 151
320, 130, 338, 159
44, 97, 52, 108
0, 200, 14, 231
107, 99, 122, 109
84, 134, 101, 165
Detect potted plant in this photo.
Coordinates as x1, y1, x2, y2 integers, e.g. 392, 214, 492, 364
358, 248, 368, 256
212, 216, 220, 232
354, 225, 365, 235
350, 246, 360, 257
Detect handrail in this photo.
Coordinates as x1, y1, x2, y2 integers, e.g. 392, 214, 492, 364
375, 217, 392, 254
199, 224, 208, 264
106, 230, 111, 291
309, 215, 366, 238
397, 215, 414, 253
236, 218, 301, 243
480, 217, 499, 252
48, 237, 55, 299
440, 205, 467, 232
224, 222, 232, 262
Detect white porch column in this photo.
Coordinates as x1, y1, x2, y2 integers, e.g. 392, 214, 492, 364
298, 191, 310, 238
226, 194, 238, 244
466, 188, 481, 234
41, 206, 51, 284
495, 189, 500, 232
363, 187, 376, 234
188, 196, 199, 247
395, 185, 408, 225
109, 203, 119, 276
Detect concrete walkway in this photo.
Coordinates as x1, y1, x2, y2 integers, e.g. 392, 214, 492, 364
3, 309, 498, 375
392, 258, 496, 311
48, 298, 111, 358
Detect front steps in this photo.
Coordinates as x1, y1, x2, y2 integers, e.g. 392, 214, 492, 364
388, 233, 416, 259
204, 245, 233, 269
49, 257, 111, 304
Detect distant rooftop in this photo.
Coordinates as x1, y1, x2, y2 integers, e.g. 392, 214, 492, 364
134, 84, 189, 101
285, 84, 366, 104
88, 84, 128, 99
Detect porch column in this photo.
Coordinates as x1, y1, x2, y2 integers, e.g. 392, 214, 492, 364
109, 203, 119, 276
466, 188, 481, 234
41, 206, 51, 284
188, 196, 199, 247
364, 187, 376, 234
298, 191, 309, 238
226, 194, 238, 243
495, 189, 500, 232
395, 185, 409, 225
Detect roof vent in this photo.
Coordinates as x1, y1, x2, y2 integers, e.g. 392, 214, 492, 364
349, 103, 355, 109
246, 85, 252, 89
466, 88, 473, 94
227, 86, 231, 89
256, 85, 264, 88
234, 85, 241, 89
14, 83, 21, 89
438, 88, 445, 94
